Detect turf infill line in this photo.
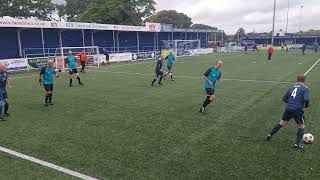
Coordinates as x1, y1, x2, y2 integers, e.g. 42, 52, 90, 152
0, 146, 98, 180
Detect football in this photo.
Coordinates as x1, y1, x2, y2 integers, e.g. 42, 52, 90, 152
303, 133, 314, 144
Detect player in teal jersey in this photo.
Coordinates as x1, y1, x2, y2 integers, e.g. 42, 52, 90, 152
65, 51, 83, 87
39, 60, 61, 106
199, 60, 223, 113
164, 51, 176, 80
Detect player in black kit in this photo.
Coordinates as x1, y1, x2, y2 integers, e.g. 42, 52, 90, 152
151, 56, 164, 86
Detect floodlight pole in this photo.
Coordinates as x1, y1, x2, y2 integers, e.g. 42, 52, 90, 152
285, 0, 290, 33
298, 6, 304, 35
271, 0, 276, 46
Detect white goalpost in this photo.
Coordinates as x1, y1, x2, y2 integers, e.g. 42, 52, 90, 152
162, 40, 201, 56
54, 46, 101, 71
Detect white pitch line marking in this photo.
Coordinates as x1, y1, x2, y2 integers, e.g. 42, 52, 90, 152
304, 57, 320, 76
0, 146, 98, 180
91, 70, 290, 84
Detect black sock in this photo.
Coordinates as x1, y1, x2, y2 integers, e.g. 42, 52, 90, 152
49, 94, 53, 103
152, 78, 156, 85
4, 103, 9, 114
295, 128, 304, 145
202, 96, 212, 108
45, 95, 49, 104
69, 78, 72, 86
77, 77, 81, 84
171, 75, 173, 79
270, 124, 283, 136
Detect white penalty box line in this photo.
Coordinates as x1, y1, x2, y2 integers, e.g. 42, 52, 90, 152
304, 57, 320, 76
0, 146, 99, 180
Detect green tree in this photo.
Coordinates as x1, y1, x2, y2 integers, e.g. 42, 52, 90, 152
58, 0, 155, 25
0, 0, 55, 20
147, 10, 192, 28
57, 0, 93, 21
191, 24, 217, 30
301, 29, 320, 35
233, 28, 246, 42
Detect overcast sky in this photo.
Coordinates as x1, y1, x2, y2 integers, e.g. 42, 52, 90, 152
53, 0, 319, 35
155, 0, 319, 34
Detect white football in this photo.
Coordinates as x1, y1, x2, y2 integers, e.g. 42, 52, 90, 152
303, 133, 314, 144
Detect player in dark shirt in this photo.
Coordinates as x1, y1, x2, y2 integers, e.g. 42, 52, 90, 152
302, 44, 306, 55
0, 63, 11, 119
266, 75, 310, 149
253, 44, 259, 52
104, 49, 110, 65
151, 57, 164, 86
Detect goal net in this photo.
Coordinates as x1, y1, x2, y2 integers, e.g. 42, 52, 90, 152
162, 40, 200, 56
54, 46, 100, 71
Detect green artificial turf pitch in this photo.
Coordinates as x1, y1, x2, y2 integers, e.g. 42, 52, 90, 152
0, 51, 319, 179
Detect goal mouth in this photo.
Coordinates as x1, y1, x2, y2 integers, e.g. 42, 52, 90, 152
162, 40, 201, 56
55, 46, 101, 71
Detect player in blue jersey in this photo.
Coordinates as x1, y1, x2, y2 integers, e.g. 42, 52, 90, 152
65, 51, 83, 87
164, 51, 176, 81
0, 64, 11, 119
266, 75, 310, 149
199, 60, 223, 113
39, 60, 61, 106
151, 56, 164, 86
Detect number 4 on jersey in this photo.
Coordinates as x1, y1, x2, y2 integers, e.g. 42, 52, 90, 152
291, 88, 298, 99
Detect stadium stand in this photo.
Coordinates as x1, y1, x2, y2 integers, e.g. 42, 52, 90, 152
0, 19, 223, 59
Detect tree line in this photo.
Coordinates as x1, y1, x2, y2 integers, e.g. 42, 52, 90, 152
0, 0, 216, 30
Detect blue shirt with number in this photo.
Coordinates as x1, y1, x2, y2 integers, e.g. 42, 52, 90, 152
283, 84, 309, 110
203, 67, 221, 89
0, 72, 8, 93
66, 56, 77, 69
40, 66, 56, 85
165, 54, 175, 67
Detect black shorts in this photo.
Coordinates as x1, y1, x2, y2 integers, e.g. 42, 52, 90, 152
69, 68, 78, 75
156, 71, 163, 77
167, 66, 172, 71
0, 91, 8, 100
44, 84, 53, 92
282, 109, 305, 125
80, 61, 86, 66
205, 88, 215, 95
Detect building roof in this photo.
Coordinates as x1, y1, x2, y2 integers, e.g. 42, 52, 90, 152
0, 18, 223, 33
